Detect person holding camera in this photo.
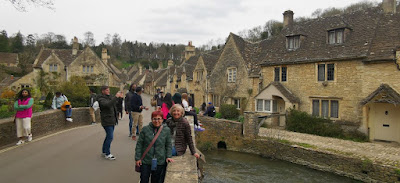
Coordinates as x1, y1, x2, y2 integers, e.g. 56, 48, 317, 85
131, 86, 149, 141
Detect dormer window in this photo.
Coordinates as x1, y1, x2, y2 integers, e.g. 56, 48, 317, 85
286, 35, 300, 50
328, 29, 344, 44
49, 64, 58, 72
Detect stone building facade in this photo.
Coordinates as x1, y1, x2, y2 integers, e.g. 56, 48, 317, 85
7, 37, 123, 92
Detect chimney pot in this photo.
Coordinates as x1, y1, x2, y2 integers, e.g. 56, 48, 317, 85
10, 74, 14, 80
382, 0, 397, 14
283, 10, 294, 28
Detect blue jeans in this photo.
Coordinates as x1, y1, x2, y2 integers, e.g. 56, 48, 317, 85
128, 112, 133, 135
140, 164, 167, 183
172, 146, 177, 156
64, 107, 72, 118
102, 125, 114, 155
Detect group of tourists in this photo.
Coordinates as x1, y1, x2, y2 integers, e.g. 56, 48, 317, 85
11, 84, 207, 183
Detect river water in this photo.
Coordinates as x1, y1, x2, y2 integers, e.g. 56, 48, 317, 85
202, 150, 360, 183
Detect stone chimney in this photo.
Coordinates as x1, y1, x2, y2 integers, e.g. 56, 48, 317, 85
139, 64, 143, 75
184, 41, 195, 61
101, 48, 110, 65
167, 60, 174, 68
382, 0, 397, 14
72, 37, 79, 55
283, 10, 294, 28
10, 74, 14, 80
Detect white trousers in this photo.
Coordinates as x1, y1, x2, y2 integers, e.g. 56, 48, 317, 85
15, 117, 31, 137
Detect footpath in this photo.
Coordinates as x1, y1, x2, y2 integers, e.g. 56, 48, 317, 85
259, 128, 400, 167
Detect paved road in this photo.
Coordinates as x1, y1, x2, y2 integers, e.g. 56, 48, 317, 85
0, 94, 155, 183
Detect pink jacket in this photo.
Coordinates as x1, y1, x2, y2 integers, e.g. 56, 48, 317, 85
15, 98, 33, 118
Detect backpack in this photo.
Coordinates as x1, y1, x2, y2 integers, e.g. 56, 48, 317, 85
210, 106, 216, 117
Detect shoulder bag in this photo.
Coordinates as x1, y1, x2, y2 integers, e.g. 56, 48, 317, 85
135, 125, 164, 172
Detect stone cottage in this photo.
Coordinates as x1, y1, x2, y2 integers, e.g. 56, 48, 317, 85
9, 37, 123, 91
255, 0, 400, 143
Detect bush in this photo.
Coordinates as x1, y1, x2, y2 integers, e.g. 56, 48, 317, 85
220, 104, 239, 119
215, 112, 222, 119
286, 109, 344, 138
238, 115, 245, 123
193, 107, 199, 114
89, 86, 120, 95
44, 92, 54, 109
58, 76, 90, 108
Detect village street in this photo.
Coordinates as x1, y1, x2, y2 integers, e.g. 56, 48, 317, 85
0, 94, 154, 183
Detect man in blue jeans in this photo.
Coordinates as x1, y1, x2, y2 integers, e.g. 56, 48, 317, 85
124, 84, 136, 137
97, 86, 122, 160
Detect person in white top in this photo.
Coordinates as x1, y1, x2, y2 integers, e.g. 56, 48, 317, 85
181, 93, 204, 131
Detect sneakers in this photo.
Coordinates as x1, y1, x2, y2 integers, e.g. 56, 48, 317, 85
16, 140, 25, 146
195, 126, 205, 132
66, 118, 73, 122
91, 122, 96, 125
104, 154, 116, 160
128, 134, 132, 137
119, 117, 122, 120
27, 134, 32, 142
198, 122, 203, 126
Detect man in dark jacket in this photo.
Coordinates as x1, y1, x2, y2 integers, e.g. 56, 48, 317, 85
97, 86, 122, 160
125, 84, 136, 137
131, 86, 148, 141
203, 102, 216, 117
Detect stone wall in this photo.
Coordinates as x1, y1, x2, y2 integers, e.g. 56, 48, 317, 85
0, 108, 100, 147
196, 115, 400, 182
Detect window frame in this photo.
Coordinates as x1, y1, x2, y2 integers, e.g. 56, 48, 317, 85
328, 29, 345, 44
311, 98, 339, 119
274, 66, 288, 82
227, 67, 237, 83
233, 98, 240, 109
317, 63, 335, 82
49, 64, 58, 72
286, 35, 300, 50
255, 99, 274, 113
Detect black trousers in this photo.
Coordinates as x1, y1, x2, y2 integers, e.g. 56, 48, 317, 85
185, 111, 199, 126
140, 164, 167, 183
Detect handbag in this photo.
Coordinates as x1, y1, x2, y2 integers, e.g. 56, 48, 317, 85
150, 99, 157, 107
61, 101, 71, 111
135, 125, 164, 172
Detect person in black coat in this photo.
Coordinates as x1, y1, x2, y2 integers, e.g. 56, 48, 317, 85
116, 91, 124, 120
97, 86, 122, 160
130, 86, 148, 141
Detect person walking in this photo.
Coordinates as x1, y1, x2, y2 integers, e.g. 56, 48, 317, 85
52, 92, 73, 122
89, 89, 97, 125
116, 91, 124, 120
97, 86, 122, 160
135, 111, 174, 183
165, 104, 200, 158
131, 86, 148, 141
14, 89, 34, 146
125, 84, 136, 137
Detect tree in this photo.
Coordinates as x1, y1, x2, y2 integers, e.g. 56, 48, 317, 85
83, 31, 95, 47
7, 0, 55, 12
11, 31, 24, 53
58, 76, 89, 107
0, 30, 10, 52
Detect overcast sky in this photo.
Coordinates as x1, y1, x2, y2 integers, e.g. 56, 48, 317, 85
0, 0, 381, 46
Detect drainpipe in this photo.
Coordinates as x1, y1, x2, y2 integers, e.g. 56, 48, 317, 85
64, 66, 68, 81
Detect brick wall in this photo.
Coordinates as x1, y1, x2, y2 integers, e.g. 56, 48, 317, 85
0, 108, 100, 147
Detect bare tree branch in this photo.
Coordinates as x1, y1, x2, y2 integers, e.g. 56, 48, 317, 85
7, 0, 55, 12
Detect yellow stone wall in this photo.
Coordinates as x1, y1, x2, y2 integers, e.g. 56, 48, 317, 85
261, 61, 364, 124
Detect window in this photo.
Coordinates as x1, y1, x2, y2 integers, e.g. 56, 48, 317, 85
91, 66, 94, 73
312, 99, 339, 118
212, 95, 220, 107
274, 66, 287, 82
234, 99, 240, 109
328, 29, 344, 44
196, 71, 203, 81
318, 63, 335, 81
83, 65, 94, 73
228, 68, 237, 82
287, 35, 300, 50
49, 64, 58, 72
255, 99, 274, 112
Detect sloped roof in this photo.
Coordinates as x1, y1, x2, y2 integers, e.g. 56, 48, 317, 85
181, 55, 198, 80
361, 84, 400, 105
0, 52, 18, 64
259, 8, 395, 66
155, 69, 168, 87
256, 82, 300, 104
133, 73, 145, 85
34, 49, 83, 67
201, 50, 221, 75
230, 33, 262, 76
0, 76, 21, 91
365, 12, 400, 61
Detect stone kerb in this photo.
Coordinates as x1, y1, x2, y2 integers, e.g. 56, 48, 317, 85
164, 115, 200, 183
0, 108, 100, 147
